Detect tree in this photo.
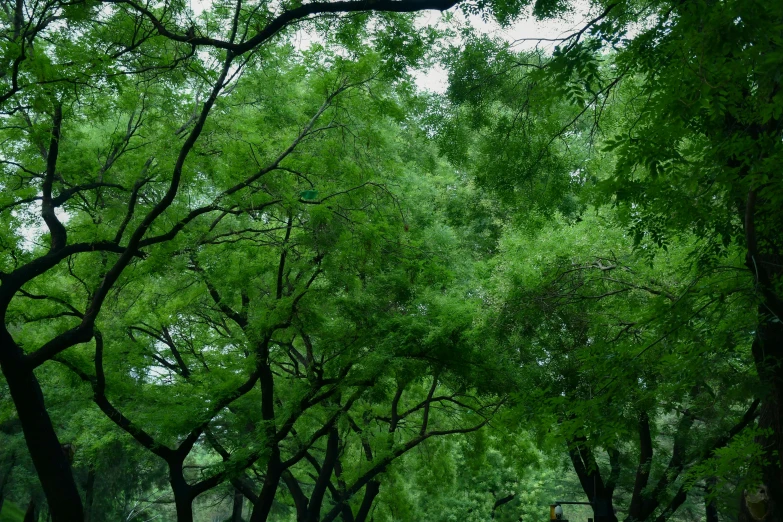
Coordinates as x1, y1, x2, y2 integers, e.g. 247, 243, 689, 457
484, 208, 761, 522
438, 0, 783, 517
28, 44, 505, 522
0, 0, 520, 516
5, 0, 779, 520
579, 2, 783, 516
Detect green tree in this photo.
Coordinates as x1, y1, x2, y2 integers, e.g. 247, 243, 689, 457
439, 1, 783, 517
42, 47, 505, 522
0, 0, 509, 517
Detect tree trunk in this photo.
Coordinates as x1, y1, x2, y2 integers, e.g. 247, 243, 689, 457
742, 189, 783, 522
306, 427, 339, 522
592, 496, 617, 522
706, 499, 719, 522
84, 466, 95, 522
0, 331, 83, 522
338, 503, 355, 522
23, 499, 37, 522
628, 411, 653, 522
249, 354, 282, 522
566, 438, 618, 522
170, 469, 194, 522
248, 452, 283, 522
354, 481, 380, 522
739, 310, 783, 522
735, 83, 783, 521
231, 488, 244, 522
753, 308, 783, 522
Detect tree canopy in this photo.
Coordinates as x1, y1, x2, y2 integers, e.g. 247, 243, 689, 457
1, 0, 781, 521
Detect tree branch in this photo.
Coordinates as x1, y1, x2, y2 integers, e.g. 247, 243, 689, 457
110, 0, 460, 56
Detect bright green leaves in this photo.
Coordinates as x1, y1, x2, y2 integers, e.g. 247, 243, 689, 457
549, 40, 602, 96
373, 14, 440, 79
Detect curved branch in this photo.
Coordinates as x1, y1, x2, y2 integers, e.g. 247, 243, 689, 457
41, 103, 66, 251
109, 0, 459, 55
56, 332, 176, 462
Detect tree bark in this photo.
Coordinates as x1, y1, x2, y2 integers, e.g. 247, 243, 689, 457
740, 317, 783, 522
23, 498, 37, 522
0, 330, 83, 522
248, 451, 283, 522
354, 481, 380, 522
306, 427, 339, 522
232, 488, 244, 522
742, 183, 783, 522
170, 467, 194, 522
629, 411, 653, 521
84, 466, 95, 522
567, 437, 618, 522
281, 470, 308, 521
248, 345, 284, 522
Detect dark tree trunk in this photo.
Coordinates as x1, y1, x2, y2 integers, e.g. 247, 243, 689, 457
306, 427, 339, 522
248, 452, 283, 522
281, 470, 308, 522
742, 184, 783, 522
23, 498, 37, 522
170, 468, 194, 522
592, 496, 618, 522
567, 438, 618, 522
0, 331, 83, 522
84, 466, 95, 522
249, 352, 283, 522
719, 59, 783, 518
628, 411, 653, 521
756, 305, 783, 507
354, 481, 380, 522
706, 498, 719, 522
338, 503, 355, 522
739, 312, 783, 522
231, 488, 244, 522
173, 492, 193, 522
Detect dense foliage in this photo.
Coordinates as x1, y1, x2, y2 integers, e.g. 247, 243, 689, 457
1, 0, 780, 521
